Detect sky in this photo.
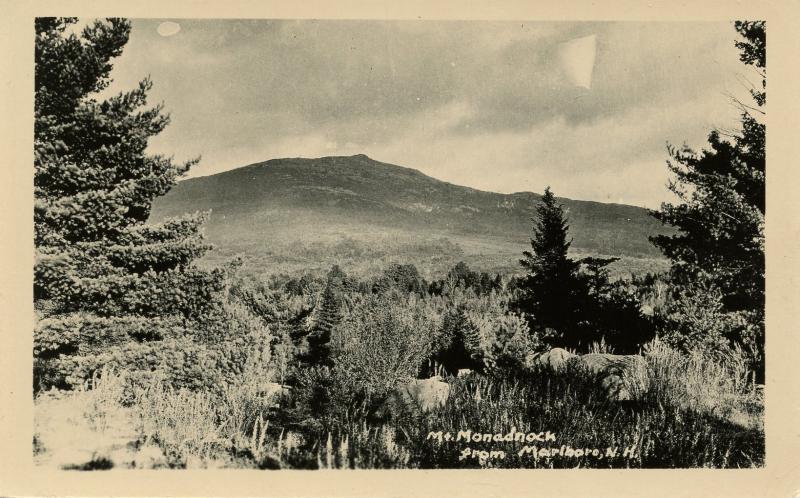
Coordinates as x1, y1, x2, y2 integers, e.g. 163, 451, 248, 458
101, 19, 751, 208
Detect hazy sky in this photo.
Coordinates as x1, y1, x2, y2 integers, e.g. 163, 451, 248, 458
103, 20, 750, 208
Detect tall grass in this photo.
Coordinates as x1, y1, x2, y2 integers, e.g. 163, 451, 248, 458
128, 357, 285, 468
79, 366, 129, 432
294, 339, 763, 469
70, 340, 762, 469
641, 339, 761, 430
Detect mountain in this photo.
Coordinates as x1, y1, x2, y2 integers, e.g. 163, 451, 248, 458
150, 154, 672, 279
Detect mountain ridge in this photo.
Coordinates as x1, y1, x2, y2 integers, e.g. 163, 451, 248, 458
185, 154, 649, 210
150, 154, 672, 278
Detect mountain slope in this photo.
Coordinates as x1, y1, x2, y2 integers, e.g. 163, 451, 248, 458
150, 154, 671, 278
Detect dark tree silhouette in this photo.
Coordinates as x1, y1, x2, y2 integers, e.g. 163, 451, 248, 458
650, 21, 765, 375
517, 187, 591, 348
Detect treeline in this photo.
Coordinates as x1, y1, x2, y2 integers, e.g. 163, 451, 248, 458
274, 261, 503, 298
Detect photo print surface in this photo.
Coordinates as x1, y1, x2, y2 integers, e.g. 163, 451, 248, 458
32, 18, 765, 470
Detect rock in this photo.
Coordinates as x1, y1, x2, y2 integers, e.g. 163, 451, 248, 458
457, 368, 473, 378
572, 353, 649, 401
259, 382, 291, 407
534, 348, 576, 372
377, 376, 450, 420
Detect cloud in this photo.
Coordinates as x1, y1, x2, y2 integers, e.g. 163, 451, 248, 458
101, 19, 747, 207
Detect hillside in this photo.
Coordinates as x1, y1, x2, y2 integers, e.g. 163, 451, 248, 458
150, 154, 672, 279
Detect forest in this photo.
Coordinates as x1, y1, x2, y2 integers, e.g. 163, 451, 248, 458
32, 18, 765, 469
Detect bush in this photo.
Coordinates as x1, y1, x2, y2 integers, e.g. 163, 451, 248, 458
655, 280, 746, 363
431, 305, 482, 375
477, 312, 542, 376
331, 294, 436, 397
36, 296, 273, 392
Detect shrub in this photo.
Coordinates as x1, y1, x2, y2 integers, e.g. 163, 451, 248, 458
332, 294, 435, 397
654, 280, 748, 363
38, 296, 273, 392
469, 312, 544, 377
432, 305, 482, 375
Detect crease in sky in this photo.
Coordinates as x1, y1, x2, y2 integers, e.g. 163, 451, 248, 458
101, 20, 748, 208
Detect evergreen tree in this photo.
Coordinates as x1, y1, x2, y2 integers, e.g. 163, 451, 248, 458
374, 263, 426, 295
649, 21, 765, 374
433, 305, 483, 375
33, 18, 233, 390
305, 265, 349, 366
517, 187, 590, 348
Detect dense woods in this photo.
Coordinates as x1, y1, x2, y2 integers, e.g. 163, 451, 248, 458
32, 18, 765, 470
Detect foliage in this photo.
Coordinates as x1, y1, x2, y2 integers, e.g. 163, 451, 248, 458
428, 261, 502, 296
56, 333, 761, 470
578, 273, 656, 354
33, 17, 234, 391
131, 355, 279, 468
649, 20, 765, 376
304, 265, 356, 367
372, 263, 427, 295
642, 339, 758, 426
516, 187, 595, 349
652, 278, 761, 371
469, 311, 542, 377
331, 294, 436, 397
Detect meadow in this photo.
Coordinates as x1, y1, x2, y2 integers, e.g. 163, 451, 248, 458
33, 261, 764, 470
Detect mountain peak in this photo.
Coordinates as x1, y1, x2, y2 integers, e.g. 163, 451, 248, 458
152, 155, 671, 263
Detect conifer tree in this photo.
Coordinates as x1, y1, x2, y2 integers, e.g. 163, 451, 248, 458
305, 265, 349, 367
650, 21, 765, 374
518, 187, 589, 348
33, 18, 232, 390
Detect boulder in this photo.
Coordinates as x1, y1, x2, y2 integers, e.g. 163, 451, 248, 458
261, 382, 291, 397
530, 349, 650, 401
570, 353, 649, 401
376, 376, 450, 420
258, 382, 291, 407
533, 348, 576, 372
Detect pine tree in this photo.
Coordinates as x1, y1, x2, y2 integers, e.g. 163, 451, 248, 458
33, 18, 231, 390
517, 187, 591, 348
649, 21, 765, 374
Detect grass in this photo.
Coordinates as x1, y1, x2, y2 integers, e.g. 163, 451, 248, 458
48, 340, 762, 469
405, 362, 762, 469
129, 358, 283, 469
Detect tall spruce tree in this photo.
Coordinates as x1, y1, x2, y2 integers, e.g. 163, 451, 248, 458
518, 187, 589, 348
305, 265, 351, 367
649, 21, 765, 374
33, 18, 230, 390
